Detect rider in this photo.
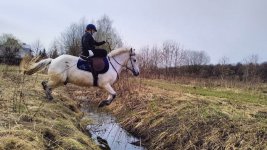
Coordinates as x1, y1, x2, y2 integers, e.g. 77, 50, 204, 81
81, 24, 107, 58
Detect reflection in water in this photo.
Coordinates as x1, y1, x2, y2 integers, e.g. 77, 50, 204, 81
82, 104, 146, 150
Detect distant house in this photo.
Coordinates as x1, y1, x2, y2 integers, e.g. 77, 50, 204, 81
0, 43, 32, 64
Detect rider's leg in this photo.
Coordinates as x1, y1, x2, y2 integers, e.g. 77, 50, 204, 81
91, 49, 107, 57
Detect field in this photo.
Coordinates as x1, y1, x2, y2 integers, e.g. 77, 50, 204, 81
82, 77, 267, 149
1, 64, 267, 150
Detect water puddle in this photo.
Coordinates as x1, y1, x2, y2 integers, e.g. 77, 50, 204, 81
81, 103, 146, 150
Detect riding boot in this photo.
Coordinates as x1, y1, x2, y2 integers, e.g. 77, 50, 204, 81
87, 59, 98, 86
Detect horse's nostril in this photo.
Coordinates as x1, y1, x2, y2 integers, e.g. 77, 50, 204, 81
134, 72, 139, 76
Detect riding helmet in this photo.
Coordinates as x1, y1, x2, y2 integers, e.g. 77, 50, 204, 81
86, 24, 97, 31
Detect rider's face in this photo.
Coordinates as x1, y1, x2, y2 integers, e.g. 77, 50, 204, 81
91, 30, 96, 35
88, 30, 95, 35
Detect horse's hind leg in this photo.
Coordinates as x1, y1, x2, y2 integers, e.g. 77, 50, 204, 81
42, 81, 53, 100
42, 79, 61, 101
42, 71, 66, 100
98, 84, 116, 107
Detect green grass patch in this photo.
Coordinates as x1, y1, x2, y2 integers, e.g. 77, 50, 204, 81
144, 79, 267, 105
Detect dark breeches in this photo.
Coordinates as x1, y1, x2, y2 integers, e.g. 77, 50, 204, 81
92, 49, 107, 57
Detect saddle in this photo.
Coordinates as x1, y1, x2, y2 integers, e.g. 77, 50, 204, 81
77, 56, 109, 86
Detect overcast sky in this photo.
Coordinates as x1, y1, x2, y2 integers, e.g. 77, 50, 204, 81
0, 0, 266, 64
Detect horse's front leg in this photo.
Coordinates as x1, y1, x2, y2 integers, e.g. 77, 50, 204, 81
98, 84, 116, 108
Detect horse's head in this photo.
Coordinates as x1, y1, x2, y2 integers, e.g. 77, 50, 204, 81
126, 48, 140, 76
108, 47, 140, 76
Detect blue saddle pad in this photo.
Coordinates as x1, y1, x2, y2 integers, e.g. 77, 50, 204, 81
77, 57, 109, 74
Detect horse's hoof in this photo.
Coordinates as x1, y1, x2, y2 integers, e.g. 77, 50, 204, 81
41, 81, 47, 90
48, 96, 53, 101
98, 100, 109, 108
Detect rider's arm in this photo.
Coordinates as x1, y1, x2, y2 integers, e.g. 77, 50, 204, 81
94, 40, 106, 46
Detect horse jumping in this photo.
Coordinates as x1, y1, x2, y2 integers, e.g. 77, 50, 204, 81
23, 47, 140, 107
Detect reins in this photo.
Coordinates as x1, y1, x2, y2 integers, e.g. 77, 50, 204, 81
108, 56, 120, 81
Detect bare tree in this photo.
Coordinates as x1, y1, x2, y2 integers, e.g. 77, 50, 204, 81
218, 56, 230, 80
244, 54, 258, 64
162, 41, 171, 74
243, 54, 259, 82
218, 56, 229, 65
161, 41, 183, 75
31, 39, 44, 56
61, 23, 82, 56
151, 45, 161, 69
182, 50, 210, 66
138, 46, 150, 69
49, 40, 60, 58
173, 43, 182, 67
94, 15, 123, 51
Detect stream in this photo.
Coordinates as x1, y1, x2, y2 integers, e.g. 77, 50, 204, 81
81, 103, 146, 150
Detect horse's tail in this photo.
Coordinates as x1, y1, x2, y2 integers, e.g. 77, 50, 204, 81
23, 58, 53, 75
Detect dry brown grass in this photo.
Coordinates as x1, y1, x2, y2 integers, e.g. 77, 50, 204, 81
0, 64, 99, 150
66, 74, 267, 150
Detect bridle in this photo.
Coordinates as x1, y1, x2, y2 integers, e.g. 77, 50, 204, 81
108, 49, 137, 80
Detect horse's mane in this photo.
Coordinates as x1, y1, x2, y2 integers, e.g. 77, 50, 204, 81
108, 47, 131, 57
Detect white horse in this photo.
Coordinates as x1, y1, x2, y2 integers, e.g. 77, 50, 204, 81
23, 47, 140, 107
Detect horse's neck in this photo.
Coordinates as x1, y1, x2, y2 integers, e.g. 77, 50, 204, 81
110, 52, 129, 74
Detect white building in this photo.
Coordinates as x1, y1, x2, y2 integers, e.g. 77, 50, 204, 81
16, 43, 32, 58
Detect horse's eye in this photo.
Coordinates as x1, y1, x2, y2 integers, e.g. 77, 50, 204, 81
133, 59, 136, 62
